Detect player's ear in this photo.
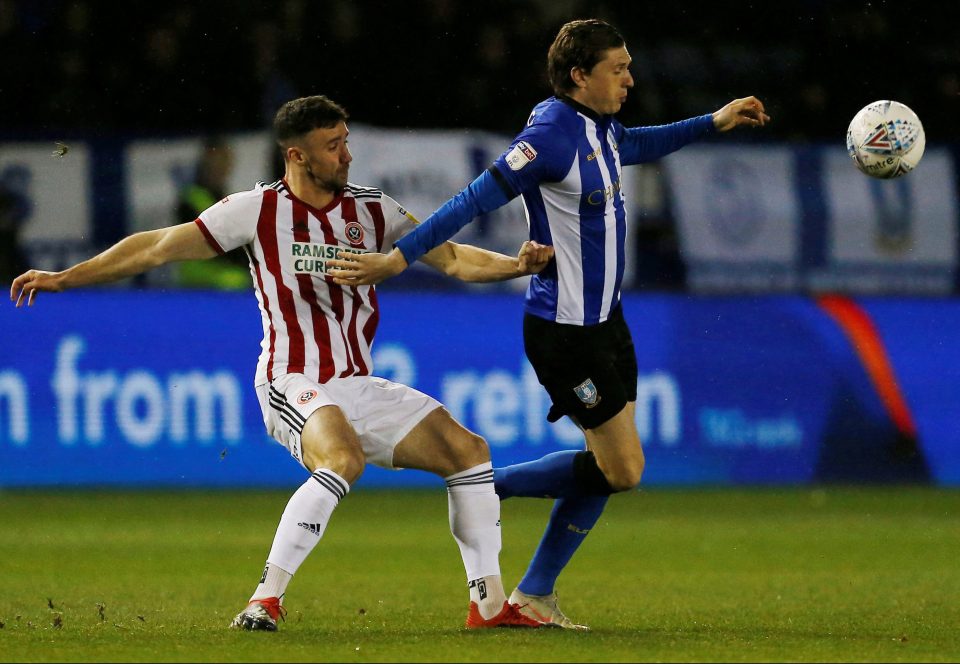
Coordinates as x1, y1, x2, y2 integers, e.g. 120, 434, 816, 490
286, 145, 304, 164
570, 66, 588, 89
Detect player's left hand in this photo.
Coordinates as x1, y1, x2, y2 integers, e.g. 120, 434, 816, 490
712, 96, 770, 132
517, 240, 554, 275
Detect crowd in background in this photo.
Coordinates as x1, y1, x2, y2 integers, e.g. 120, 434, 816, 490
3, 0, 959, 291
6, 0, 960, 141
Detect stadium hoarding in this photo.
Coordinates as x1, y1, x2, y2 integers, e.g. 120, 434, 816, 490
663, 144, 959, 294
0, 291, 953, 488
122, 126, 534, 291
9, 131, 953, 294
664, 144, 802, 292
0, 141, 95, 272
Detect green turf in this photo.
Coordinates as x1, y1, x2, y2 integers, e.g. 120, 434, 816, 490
0, 486, 957, 662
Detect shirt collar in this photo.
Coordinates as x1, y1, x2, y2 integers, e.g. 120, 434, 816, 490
557, 94, 605, 123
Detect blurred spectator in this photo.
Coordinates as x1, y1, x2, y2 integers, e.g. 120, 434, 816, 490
0, 164, 32, 283
3, 0, 956, 141
3, 0, 958, 298
173, 136, 251, 290
629, 164, 686, 291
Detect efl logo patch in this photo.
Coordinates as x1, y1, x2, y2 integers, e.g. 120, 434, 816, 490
506, 141, 538, 171
297, 390, 318, 405
400, 206, 421, 226
573, 378, 601, 408
344, 221, 364, 244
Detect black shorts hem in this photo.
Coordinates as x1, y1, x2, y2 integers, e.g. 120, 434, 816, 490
525, 308, 637, 431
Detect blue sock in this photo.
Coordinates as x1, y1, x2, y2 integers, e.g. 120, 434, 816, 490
493, 450, 580, 499
517, 495, 609, 596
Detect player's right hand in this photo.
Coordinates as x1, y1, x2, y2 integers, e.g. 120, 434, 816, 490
517, 241, 554, 275
10, 269, 64, 307
327, 248, 409, 286
712, 96, 770, 132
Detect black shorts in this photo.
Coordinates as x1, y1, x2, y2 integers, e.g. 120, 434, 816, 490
523, 305, 638, 430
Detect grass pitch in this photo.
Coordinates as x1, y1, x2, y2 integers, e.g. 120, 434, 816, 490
0, 486, 957, 662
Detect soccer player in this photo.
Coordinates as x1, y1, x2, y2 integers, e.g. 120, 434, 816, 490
325, 19, 770, 629
9, 95, 557, 631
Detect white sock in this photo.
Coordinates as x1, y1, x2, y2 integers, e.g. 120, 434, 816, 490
250, 468, 349, 601
446, 462, 506, 619
251, 563, 292, 602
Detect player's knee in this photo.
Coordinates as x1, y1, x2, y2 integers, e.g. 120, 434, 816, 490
598, 446, 645, 492
605, 457, 644, 492
303, 441, 365, 484
448, 431, 491, 472
338, 448, 366, 483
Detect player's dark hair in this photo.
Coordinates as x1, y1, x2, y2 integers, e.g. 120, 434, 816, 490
547, 19, 625, 95
273, 95, 349, 148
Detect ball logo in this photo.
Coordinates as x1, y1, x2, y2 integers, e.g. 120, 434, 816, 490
297, 390, 318, 405
863, 125, 895, 153
344, 221, 365, 245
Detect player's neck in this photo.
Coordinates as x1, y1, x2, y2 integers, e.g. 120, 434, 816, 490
565, 90, 605, 118
284, 170, 337, 210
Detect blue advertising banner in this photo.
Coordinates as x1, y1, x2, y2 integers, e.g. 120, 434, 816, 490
0, 291, 955, 488
858, 299, 960, 485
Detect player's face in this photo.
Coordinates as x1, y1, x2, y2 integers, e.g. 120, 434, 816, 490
578, 46, 634, 115
296, 122, 352, 192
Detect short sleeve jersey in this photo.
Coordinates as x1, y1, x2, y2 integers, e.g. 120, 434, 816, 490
196, 179, 417, 385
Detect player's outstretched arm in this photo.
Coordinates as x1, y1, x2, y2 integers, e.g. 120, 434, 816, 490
10, 221, 217, 307
419, 240, 554, 283
712, 96, 770, 132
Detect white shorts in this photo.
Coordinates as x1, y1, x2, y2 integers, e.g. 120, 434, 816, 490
256, 373, 442, 470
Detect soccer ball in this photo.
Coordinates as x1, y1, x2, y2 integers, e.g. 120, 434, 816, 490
845, 100, 925, 178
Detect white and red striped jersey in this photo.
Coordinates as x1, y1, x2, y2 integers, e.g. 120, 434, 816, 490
196, 179, 417, 386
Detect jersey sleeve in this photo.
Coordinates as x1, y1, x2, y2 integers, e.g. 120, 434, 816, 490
195, 189, 263, 253
490, 121, 577, 197
392, 169, 512, 265
392, 122, 575, 265
617, 114, 716, 166
379, 193, 420, 248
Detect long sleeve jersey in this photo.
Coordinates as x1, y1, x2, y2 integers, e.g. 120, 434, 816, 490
396, 95, 716, 325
